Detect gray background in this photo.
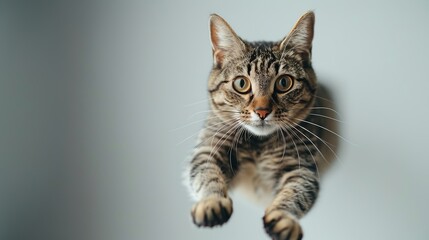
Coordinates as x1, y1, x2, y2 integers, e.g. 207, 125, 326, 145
1, 0, 429, 239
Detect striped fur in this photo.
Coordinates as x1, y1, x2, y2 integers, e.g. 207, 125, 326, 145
185, 11, 339, 240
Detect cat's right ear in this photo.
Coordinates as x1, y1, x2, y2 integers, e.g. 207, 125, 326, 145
209, 14, 245, 67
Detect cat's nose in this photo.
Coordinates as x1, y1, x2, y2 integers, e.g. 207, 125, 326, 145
254, 108, 271, 120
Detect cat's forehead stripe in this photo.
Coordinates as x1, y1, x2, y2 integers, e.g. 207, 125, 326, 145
244, 43, 311, 80
246, 44, 279, 76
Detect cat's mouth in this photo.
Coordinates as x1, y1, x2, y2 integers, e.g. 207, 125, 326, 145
254, 121, 269, 127
244, 120, 278, 136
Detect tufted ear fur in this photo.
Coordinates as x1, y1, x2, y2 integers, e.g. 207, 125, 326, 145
279, 11, 315, 60
209, 14, 246, 67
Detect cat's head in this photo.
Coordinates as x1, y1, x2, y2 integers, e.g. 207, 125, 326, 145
208, 12, 317, 137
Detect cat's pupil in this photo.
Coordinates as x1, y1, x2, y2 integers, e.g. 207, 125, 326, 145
280, 78, 286, 87
239, 79, 245, 88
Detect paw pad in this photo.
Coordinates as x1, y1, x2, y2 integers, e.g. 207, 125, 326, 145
191, 196, 233, 227
263, 210, 303, 240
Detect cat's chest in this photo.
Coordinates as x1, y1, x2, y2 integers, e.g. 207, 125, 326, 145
231, 139, 282, 204
234, 134, 300, 180
236, 136, 282, 164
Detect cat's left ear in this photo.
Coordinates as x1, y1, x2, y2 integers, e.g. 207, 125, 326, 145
209, 14, 246, 67
279, 11, 315, 58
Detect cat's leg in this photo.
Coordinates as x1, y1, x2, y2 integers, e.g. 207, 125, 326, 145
263, 168, 319, 240
187, 139, 236, 227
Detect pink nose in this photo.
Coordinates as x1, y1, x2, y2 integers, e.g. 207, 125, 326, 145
255, 108, 271, 120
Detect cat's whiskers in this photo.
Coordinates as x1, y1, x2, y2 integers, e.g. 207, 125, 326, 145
206, 118, 240, 148
173, 109, 240, 133
171, 116, 217, 132
270, 97, 301, 171
282, 125, 303, 171
298, 125, 337, 161
307, 113, 343, 123
293, 117, 354, 145
287, 118, 344, 168
308, 106, 341, 117
279, 122, 319, 179
286, 123, 320, 178
187, 110, 215, 119
197, 119, 240, 181
277, 127, 290, 167
182, 97, 214, 107
270, 97, 308, 175
209, 117, 239, 147
208, 118, 242, 175
229, 123, 245, 175
314, 95, 335, 104
188, 109, 240, 120
177, 118, 237, 146
270, 97, 290, 164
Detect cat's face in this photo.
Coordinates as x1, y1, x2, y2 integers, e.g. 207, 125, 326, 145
208, 12, 317, 136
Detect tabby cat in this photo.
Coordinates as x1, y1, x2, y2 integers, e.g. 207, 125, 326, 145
184, 11, 339, 240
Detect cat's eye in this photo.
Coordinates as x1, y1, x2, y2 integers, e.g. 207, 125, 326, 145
232, 77, 251, 94
275, 75, 294, 93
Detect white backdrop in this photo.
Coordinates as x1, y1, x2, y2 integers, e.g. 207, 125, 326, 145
1, 1, 429, 239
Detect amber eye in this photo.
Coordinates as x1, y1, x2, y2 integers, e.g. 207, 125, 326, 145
232, 77, 251, 94
275, 75, 294, 93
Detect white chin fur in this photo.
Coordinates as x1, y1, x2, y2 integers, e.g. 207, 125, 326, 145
244, 112, 278, 136
244, 124, 278, 136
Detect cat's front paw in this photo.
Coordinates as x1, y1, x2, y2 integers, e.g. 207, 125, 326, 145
191, 196, 233, 227
263, 210, 303, 240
